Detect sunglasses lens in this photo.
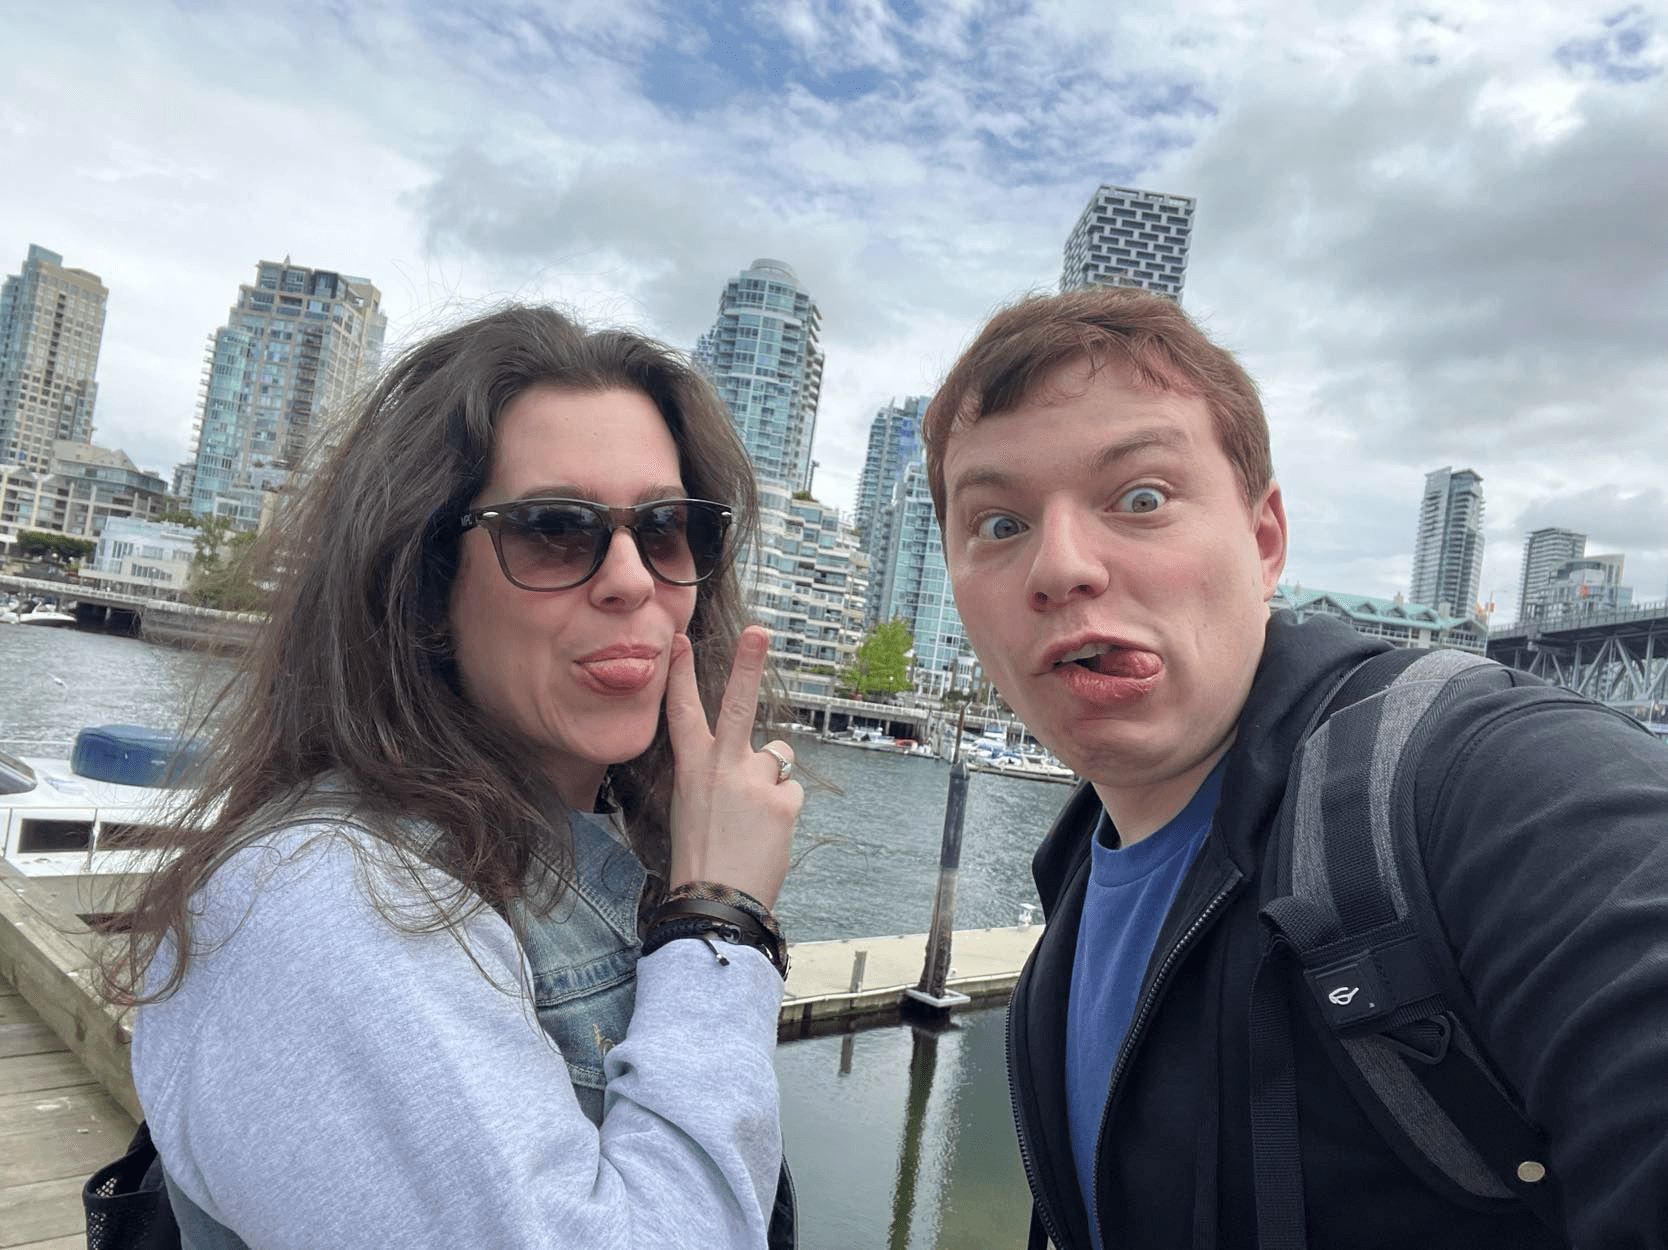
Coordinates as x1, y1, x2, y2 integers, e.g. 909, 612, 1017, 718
635, 502, 729, 584
499, 503, 604, 589
681, 502, 729, 581
630, 502, 696, 584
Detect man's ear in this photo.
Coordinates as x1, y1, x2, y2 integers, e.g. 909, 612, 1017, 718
1253, 482, 1288, 600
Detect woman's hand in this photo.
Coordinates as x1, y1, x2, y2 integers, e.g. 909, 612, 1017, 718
665, 625, 802, 908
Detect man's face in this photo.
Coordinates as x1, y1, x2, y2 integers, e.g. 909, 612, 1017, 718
941, 358, 1286, 809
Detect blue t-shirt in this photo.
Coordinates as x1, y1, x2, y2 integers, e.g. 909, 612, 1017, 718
1064, 762, 1224, 1246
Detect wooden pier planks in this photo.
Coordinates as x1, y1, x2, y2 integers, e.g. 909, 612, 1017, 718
0, 970, 136, 1250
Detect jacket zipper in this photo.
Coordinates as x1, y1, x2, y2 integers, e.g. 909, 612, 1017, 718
1006, 941, 1073, 1250
1088, 874, 1241, 1250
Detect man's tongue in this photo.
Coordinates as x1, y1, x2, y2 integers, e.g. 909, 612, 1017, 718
1077, 647, 1161, 678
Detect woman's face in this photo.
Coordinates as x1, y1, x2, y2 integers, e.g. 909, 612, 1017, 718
448, 385, 700, 808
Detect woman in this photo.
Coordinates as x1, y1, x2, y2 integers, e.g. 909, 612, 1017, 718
108, 306, 803, 1247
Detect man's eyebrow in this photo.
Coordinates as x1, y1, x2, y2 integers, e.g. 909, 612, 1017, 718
948, 426, 1191, 501
1089, 427, 1190, 474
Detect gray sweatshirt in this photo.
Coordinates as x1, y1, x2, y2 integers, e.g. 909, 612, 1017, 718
131, 824, 784, 1248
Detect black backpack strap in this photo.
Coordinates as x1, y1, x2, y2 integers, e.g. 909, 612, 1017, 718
1251, 649, 1565, 1247
84, 1120, 181, 1250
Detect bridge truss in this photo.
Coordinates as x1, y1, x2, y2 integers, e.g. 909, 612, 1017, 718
1487, 601, 1668, 721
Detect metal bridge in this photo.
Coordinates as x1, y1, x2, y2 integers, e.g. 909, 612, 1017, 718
1487, 600, 1668, 721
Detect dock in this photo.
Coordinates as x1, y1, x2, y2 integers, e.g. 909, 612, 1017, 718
1, 969, 135, 1250
779, 925, 1040, 1037
0, 855, 1038, 1245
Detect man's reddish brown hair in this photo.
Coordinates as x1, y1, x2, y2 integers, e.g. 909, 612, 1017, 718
924, 287, 1273, 519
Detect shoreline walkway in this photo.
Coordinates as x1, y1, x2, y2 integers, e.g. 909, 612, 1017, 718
1, 968, 135, 1250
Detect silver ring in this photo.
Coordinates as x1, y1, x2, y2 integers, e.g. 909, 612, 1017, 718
761, 744, 794, 784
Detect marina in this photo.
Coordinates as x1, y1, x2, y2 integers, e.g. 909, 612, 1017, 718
1, 621, 1065, 1248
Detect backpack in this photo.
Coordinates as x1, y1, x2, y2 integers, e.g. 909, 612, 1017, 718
1249, 646, 1567, 1248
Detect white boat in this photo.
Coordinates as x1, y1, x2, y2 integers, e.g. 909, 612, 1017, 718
967, 748, 1079, 785
15, 598, 77, 627
1, 726, 198, 903
851, 730, 899, 750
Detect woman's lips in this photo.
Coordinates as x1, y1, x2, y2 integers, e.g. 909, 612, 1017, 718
574, 646, 661, 695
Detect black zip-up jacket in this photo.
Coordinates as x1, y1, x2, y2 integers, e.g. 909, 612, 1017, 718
1008, 612, 1668, 1249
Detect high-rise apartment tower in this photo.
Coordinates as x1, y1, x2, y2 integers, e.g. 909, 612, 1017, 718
871, 450, 979, 697
1060, 185, 1195, 300
854, 395, 926, 550
1410, 466, 1485, 617
0, 245, 108, 471
854, 395, 927, 624
1518, 527, 1586, 625
181, 259, 385, 529
694, 259, 824, 492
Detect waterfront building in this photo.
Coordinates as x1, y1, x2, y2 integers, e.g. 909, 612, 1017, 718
91, 516, 198, 593
872, 453, 982, 696
1060, 185, 1195, 299
0, 245, 108, 472
181, 259, 385, 529
854, 396, 926, 550
1523, 553, 1632, 624
1409, 466, 1485, 617
1518, 527, 1587, 624
1273, 584, 1488, 654
694, 259, 824, 492
743, 482, 870, 700
0, 440, 170, 553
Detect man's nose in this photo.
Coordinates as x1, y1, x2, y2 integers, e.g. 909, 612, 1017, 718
1024, 509, 1110, 610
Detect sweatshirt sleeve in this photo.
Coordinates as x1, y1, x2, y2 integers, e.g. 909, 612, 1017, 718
1420, 688, 1668, 1249
131, 827, 783, 1250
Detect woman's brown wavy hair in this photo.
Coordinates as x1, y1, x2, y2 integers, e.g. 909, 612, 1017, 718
105, 305, 757, 1005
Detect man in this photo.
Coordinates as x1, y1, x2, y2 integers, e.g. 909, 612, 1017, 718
925, 286, 1668, 1249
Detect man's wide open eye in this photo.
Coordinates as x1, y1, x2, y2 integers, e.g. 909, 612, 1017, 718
1115, 486, 1167, 514
974, 513, 1026, 541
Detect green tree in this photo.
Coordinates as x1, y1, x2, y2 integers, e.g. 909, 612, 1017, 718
16, 530, 95, 565
189, 516, 264, 611
839, 617, 915, 697
157, 509, 199, 527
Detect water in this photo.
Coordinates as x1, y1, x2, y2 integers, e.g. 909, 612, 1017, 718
779, 1008, 1031, 1249
0, 623, 1056, 1247
0, 625, 236, 757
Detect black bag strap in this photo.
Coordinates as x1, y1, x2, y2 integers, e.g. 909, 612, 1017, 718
84, 1120, 181, 1250
1251, 648, 1565, 1247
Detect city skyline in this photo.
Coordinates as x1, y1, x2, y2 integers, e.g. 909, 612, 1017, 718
3, 3, 1663, 619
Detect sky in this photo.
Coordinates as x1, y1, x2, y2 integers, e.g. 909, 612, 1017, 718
3, 0, 1664, 625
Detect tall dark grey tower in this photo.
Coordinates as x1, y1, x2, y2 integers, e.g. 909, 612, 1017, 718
694, 259, 824, 492
1061, 185, 1195, 300
1410, 466, 1485, 615
0, 245, 108, 471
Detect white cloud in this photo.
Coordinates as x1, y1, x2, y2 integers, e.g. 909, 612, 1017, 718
1, 0, 1662, 621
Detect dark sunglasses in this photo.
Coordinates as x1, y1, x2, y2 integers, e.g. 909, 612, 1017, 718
458, 497, 734, 592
